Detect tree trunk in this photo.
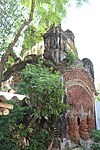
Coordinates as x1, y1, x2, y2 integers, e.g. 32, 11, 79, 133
0, 0, 34, 87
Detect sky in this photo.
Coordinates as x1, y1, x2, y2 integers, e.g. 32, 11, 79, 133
62, 0, 100, 88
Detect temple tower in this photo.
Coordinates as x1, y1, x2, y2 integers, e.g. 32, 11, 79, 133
43, 25, 77, 64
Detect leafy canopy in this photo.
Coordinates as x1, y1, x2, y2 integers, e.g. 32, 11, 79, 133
0, 0, 88, 56
0, 0, 88, 85
18, 62, 65, 117
0, 0, 27, 53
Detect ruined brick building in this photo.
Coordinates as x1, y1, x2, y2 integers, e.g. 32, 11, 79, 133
1, 25, 96, 143
43, 25, 96, 141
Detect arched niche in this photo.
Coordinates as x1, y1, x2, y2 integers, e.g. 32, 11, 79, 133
65, 84, 94, 114
87, 107, 91, 117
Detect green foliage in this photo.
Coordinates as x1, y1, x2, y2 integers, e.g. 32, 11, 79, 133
89, 129, 100, 150
89, 129, 100, 142
20, 0, 88, 57
5, 56, 14, 68
0, 100, 49, 149
91, 143, 100, 150
29, 130, 48, 150
96, 96, 100, 101
0, 0, 88, 58
20, 25, 43, 57
76, 0, 88, 7
95, 90, 100, 101
17, 62, 67, 148
0, 0, 27, 52
66, 50, 78, 64
0, 63, 66, 149
17, 63, 66, 118
0, 101, 27, 150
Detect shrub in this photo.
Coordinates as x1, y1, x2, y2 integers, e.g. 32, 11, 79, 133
89, 129, 100, 142
17, 63, 66, 118
91, 143, 100, 150
0, 63, 67, 149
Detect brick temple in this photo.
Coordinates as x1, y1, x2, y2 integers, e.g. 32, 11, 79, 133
43, 25, 96, 141
1, 25, 96, 143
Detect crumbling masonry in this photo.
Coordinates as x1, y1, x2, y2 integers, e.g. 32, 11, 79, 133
43, 25, 96, 141
1, 25, 96, 143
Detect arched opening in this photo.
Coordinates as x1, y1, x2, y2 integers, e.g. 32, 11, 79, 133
79, 104, 84, 118
88, 107, 91, 117
77, 117, 81, 125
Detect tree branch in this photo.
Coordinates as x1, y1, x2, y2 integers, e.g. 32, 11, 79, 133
0, 0, 35, 85
2, 0, 35, 63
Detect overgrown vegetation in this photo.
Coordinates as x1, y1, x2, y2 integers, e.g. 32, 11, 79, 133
0, 0, 88, 86
91, 143, 100, 150
0, 63, 67, 149
66, 50, 78, 64
89, 129, 100, 150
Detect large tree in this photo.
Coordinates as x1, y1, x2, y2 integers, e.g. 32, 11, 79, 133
0, 0, 88, 86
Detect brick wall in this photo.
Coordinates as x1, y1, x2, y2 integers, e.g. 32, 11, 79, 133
63, 67, 95, 141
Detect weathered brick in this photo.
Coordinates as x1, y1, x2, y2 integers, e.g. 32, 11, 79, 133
63, 67, 95, 141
